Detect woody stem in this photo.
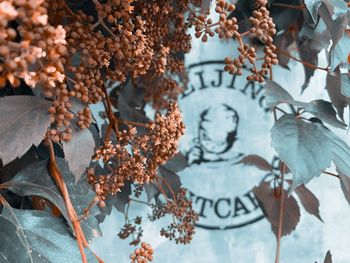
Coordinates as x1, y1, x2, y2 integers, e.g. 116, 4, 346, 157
275, 163, 285, 263
47, 139, 88, 263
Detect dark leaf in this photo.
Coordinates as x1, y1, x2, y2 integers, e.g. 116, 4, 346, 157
145, 166, 182, 202
297, 20, 330, 92
236, 154, 273, 171
338, 170, 350, 205
63, 125, 95, 182
326, 69, 349, 121
271, 114, 350, 189
162, 152, 189, 173
0, 95, 51, 165
324, 250, 332, 263
118, 93, 148, 123
96, 182, 132, 223
0, 206, 96, 263
0, 147, 39, 183
274, 32, 294, 69
298, 38, 319, 92
294, 184, 323, 222
113, 182, 132, 213
6, 159, 101, 241
145, 183, 159, 202
253, 182, 300, 237
159, 166, 182, 197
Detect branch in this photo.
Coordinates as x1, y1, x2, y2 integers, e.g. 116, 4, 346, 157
275, 162, 286, 263
48, 139, 88, 263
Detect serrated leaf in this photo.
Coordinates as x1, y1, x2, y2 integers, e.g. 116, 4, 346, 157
0, 207, 96, 263
6, 159, 101, 241
294, 184, 323, 222
63, 126, 95, 182
271, 114, 350, 189
253, 182, 300, 237
236, 154, 273, 171
0, 96, 51, 165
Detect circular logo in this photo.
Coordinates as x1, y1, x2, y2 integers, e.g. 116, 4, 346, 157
178, 61, 277, 230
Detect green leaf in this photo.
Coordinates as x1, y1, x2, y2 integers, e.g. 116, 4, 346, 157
303, 99, 346, 129
0, 96, 51, 165
6, 159, 101, 241
264, 81, 346, 128
323, 0, 348, 20
271, 115, 350, 189
340, 73, 350, 98
318, 3, 348, 47
304, 0, 323, 23
263, 80, 295, 108
329, 26, 350, 70
0, 207, 96, 263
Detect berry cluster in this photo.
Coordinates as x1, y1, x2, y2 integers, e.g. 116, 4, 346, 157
130, 242, 154, 263
150, 188, 198, 244
192, 0, 278, 82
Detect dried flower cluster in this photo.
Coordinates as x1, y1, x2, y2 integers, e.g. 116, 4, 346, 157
192, 0, 278, 82
88, 102, 185, 199
150, 188, 198, 244
130, 242, 154, 263
0, 0, 66, 89
118, 216, 143, 246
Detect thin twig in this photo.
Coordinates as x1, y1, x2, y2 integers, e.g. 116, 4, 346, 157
323, 171, 340, 179
278, 49, 329, 71
118, 119, 149, 128
271, 3, 306, 10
